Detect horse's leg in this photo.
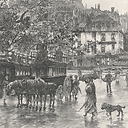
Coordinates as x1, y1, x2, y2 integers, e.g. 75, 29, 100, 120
43, 94, 47, 110
26, 94, 29, 109
32, 94, 36, 110
20, 94, 23, 108
19, 93, 23, 107
17, 94, 20, 108
49, 94, 52, 109
29, 94, 32, 110
39, 95, 42, 112
36, 94, 39, 111
52, 93, 55, 111
69, 91, 72, 100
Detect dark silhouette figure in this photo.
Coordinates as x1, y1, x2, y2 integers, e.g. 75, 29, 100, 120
101, 71, 115, 94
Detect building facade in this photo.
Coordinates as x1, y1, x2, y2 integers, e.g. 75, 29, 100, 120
81, 30, 124, 54
76, 7, 124, 68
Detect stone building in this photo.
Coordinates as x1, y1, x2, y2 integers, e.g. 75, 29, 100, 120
77, 6, 124, 68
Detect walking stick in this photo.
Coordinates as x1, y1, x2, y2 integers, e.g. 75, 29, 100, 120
77, 102, 86, 112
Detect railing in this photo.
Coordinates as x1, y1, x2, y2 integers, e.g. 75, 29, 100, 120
7, 50, 68, 64
48, 52, 67, 63
0, 49, 68, 65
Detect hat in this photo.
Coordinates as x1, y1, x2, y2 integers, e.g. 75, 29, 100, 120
83, 73, 98, 80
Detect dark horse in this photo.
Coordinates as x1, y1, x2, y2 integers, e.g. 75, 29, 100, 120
6, 78, 57, 111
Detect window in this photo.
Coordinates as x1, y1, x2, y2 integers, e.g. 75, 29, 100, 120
111, 33, 115, 40
102, 58, 106, 65
112, 44, 115, 50
101, 33, 105, 41
107, 58, 110, 65
101, 45, 105, 53
49, 68, 52, 76
77, 59, 82, 66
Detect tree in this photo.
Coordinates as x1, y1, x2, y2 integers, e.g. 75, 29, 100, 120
0, 0, 79, 61
0, 2, 32, 54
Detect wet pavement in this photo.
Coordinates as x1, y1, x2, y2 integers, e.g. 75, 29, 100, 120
0, 75, 128, 128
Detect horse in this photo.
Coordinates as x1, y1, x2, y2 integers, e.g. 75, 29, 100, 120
45, 82, 58, 110
6, 79, 46, 110
7, 80, 25, 107
7, 78, 58, 111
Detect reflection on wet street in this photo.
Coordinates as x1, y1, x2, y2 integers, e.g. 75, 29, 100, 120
1, 76, 128, 128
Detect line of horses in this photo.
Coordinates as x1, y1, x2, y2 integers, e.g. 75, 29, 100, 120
6, 78, 57, 111
5, 75, 82, 112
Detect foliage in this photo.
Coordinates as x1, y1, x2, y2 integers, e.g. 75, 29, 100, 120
0, 0, 78, 57
0, 2, 32, 53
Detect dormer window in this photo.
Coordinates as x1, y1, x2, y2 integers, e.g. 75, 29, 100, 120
101, 33, 105, 41
111, 33, 115, 41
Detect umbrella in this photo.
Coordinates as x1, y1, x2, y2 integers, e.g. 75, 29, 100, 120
82, 73, 99, 81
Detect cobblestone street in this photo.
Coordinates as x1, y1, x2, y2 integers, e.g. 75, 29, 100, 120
0, 75, 128, 128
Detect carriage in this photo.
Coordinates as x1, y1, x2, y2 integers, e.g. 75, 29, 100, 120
0, 44, 67, 110
0, 43, 67, 86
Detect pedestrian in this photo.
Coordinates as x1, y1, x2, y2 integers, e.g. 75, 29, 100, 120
85, 77, 97, 118
125, 70, 128, 86
2, 74, 10, 106
101, 70, 113, 94
56, 85, 63, 103
72, 75, 82, 100
79, 77, 97, 120
115, 69, 120, 85
78, 69, 82, 80
63, 75, 72, 101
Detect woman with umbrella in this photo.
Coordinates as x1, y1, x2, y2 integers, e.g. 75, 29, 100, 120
79, 74, 97, 120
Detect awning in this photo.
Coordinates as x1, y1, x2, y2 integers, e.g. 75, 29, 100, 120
98, 41, 116, 44
95, 53, 118, 58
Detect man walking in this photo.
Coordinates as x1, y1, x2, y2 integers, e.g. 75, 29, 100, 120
101, 70, 113, 94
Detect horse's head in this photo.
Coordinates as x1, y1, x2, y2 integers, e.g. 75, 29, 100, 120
6, 82, 13, 95
6, 81, 16, 96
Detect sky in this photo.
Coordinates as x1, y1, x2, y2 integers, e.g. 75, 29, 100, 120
82, 0, 128, 14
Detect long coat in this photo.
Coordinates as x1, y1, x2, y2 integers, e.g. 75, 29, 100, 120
126, 72, 128, 85
63, 76, 72, 97
84, 82, 97, 115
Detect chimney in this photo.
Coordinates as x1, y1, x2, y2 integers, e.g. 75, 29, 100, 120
111, 7, 115, 13
95, 4, 96, 9
85, 4, 87, 9
98, 4, 100, 10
